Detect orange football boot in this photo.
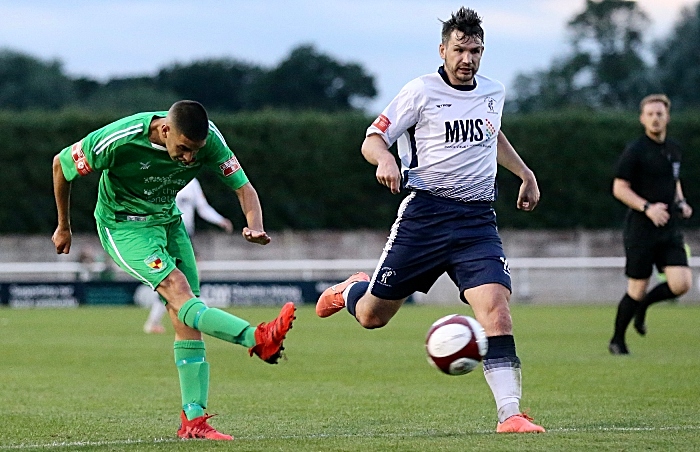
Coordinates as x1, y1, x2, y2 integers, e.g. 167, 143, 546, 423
496, 413, 546, 433
316, 272, 370, 318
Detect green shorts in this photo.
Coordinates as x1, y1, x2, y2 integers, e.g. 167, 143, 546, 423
97, 217, 199, 295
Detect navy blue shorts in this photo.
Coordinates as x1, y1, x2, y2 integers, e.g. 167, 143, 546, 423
368, 191, 512, 303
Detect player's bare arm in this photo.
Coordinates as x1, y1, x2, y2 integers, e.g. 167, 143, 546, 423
361, 133, 401, 194
612, 178, 670, 227
675, 180, 693, 218
496, 131, 539, 211
52, 154, 73, 254
234, 182, 271, 245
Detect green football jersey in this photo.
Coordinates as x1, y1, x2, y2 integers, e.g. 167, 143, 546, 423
58, 112, 249, 227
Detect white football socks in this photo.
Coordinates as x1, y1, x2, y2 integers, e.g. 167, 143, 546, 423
483, 365, 522, 422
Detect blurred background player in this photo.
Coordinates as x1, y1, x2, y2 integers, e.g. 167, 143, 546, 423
609, 94, 693, 355
143, 178, 233, 334
316, 7, 544, 433
52, 100, 295, 440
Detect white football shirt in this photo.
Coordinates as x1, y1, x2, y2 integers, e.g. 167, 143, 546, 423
367, 70, 505, 202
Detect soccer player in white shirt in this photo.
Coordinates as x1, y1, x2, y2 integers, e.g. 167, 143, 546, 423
176, 178, 234, 237
143, 178, 233, 334
316, 7, 544, 433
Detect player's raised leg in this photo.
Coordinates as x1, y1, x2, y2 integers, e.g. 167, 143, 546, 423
466, 284, 545, 433
248, 301, 297, 363
634, 265, 691, 336
316, 272, 370, 317
160, 270, 296, 364
316, 272, 408, 329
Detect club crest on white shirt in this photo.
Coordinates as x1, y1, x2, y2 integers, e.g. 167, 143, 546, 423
484, 97, 498, 114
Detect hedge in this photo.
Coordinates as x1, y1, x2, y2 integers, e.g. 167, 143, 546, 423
1, 109, 699, 233
497, 110, 700, 228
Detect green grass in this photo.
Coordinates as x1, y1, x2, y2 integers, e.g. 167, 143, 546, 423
1, 303, 699, 451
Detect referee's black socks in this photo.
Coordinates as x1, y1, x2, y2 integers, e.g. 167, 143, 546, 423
640, 282, 675, 308
635, 282, 675, 333
612, 293, 638, 344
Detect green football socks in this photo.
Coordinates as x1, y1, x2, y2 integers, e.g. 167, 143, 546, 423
178, 298, 256, 347
174, 340, 209, 420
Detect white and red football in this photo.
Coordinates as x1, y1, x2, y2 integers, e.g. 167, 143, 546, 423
425, 314, 488, 376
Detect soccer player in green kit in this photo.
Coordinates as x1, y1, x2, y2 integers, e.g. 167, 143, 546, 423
51, 100, 295, 440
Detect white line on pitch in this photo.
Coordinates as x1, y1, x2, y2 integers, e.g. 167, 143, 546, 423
2, 425, 699, 449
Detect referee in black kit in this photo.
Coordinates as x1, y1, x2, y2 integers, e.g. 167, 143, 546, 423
609, 94, 693, 355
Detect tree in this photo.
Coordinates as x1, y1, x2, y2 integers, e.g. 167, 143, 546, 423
510, 53, 594, 113
71, 46, 376, 113
0, 45, 377, 113
568, 0, 651, 107
656, 3, 700, 110
258, 45, 376, 111
0, 49, 76, 110
510, 0, 652, 112
156, 59, 264, 111
66, 76, 177, 113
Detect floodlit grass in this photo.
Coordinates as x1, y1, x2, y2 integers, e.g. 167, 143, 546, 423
0, 303, 699, 451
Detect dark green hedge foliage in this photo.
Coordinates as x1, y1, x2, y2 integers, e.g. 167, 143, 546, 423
2, 109, 700, 233
495, 110, 700, 229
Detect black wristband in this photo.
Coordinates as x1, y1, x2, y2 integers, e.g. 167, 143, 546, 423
643, 202, 650, 212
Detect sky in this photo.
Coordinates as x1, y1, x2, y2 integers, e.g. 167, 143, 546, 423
0, 0, 696, 113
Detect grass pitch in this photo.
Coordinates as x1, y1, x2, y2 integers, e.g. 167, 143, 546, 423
1, 303, 699, 451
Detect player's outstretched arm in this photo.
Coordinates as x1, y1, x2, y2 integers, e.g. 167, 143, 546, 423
52, 154, 73, 254
496, 131, 539, 211
234, 182, 271, 245
361, 134, 401, 194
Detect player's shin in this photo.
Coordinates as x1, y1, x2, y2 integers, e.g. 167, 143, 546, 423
174, 340, 209, 420
482, 335, 522, 423
345, 281, 369, 317
178, 298, 255, 346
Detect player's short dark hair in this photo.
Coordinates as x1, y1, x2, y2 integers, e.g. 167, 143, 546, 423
169, 100, 209, 142
440, 7, 484, 45
639, 94, 671, 113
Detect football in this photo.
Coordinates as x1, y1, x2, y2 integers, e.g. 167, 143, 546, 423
425, 314, 488, 375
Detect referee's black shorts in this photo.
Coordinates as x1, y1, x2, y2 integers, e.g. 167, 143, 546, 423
623, 216, 688, 279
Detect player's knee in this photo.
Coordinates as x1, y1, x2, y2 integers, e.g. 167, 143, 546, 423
172, 319, 201, 340
670, 278, 692, 296
157, 270, 195, 308
165, 299, 184, 315
160, 297, 187, 313
356, 312, 389, 329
